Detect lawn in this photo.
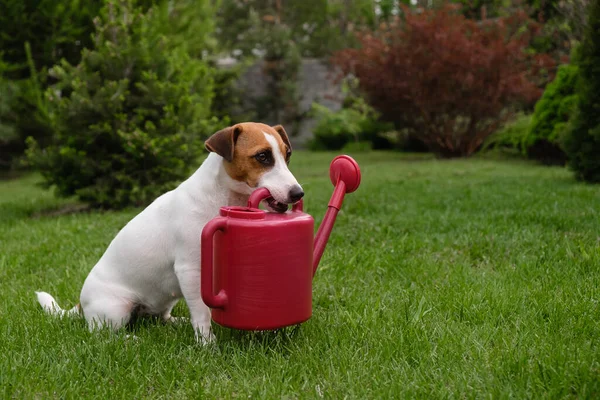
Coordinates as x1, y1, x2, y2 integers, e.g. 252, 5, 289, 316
1, 151, 599, 398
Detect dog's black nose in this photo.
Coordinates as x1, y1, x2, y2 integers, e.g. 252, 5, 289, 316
288, 185, 304, 203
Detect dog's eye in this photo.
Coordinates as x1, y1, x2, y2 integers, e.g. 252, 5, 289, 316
285, 150, 291, 164
254, 151, 273, 166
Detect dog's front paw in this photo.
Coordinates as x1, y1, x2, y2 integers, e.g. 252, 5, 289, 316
194, 325, 215, 345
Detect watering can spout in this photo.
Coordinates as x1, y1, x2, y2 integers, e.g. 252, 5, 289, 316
312, 155, 361, 277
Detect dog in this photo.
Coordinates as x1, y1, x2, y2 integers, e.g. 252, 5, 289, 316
35, 122, 304, 343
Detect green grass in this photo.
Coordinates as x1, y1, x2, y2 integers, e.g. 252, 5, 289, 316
2, 151, 600, 398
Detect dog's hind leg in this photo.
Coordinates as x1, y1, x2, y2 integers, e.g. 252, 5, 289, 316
160, 299, 187, 324
82, 298, 135, 332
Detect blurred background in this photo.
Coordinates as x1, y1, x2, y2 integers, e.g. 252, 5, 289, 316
0, 0, 595, 208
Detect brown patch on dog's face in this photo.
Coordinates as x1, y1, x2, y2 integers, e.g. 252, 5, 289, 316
205, 122, 292, 188
272, 124, 292, 163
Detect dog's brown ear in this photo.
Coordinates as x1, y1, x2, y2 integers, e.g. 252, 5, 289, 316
272, 125, 291, 152
205, 125, 242, 162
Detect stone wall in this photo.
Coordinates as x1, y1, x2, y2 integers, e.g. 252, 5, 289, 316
224, 58, 343, 148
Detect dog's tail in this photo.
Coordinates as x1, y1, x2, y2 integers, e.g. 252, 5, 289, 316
35, 291, 80, 317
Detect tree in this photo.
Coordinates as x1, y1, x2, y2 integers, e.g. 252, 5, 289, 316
0, 0, 101, 81
333, 4, 553, 157
562, 0, 600, 182
26, 0, 218, 208
213, 0, 389, 133
215, 0, 380, 59
0, 1, 103, 170
555, 0, 590, 42
526, 63, 578, 165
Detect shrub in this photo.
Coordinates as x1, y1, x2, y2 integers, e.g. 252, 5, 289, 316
562, 0, 600, 183
341, 93, 396, 150
482, 113, 532, 153
0, 59, 19, 155
309, 97, 393, 151
0, 1, 102, 170
2, 43, 54, 171
333, 4, 554, 158
526, 64, 578, 165
308, 103, 361, 150
210, 66, 243, 124
26, 0, 217, 208
0, 44, 57, 170
0, 0, 100, 81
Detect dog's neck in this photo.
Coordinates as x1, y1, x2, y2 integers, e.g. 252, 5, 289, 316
183, 153, 250, 209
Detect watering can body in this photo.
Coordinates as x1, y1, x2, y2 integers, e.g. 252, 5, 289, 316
201, 205, 314, 330
200, 155, 361, 331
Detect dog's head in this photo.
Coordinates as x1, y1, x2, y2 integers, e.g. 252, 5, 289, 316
205, 122, 303, 212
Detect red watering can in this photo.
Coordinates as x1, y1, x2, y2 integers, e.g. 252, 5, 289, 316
200, 155, 361, 330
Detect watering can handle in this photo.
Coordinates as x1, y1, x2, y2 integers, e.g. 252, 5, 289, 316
200, 217, 228, 309
247, 187, 303, 212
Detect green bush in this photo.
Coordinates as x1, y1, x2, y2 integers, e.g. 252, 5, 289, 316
0, 1, 102, 170
2, 43, 55, 171
26, 0, 217, 208
309, 103, 362, 151
482, 113, 532, 154
0, 60, 19, 152
562, 0, 600, 183
526, 64, 578, 165
0, 44, 57, 170
309, 98, 394, 151
210, 65, 248, 124
0, 0, 100, 81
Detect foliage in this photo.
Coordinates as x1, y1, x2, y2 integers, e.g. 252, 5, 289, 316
525, 64, 578, 164
554, 0, 590, 44
215, 0, 394, 132
482, 113, 532, 152
209, 65, 243, 124
562, 0, 600, 183
26, 0, 217, 208
0, 0, 101, 81
414, 0, 585, 65
215, 0, 381, 59
260, 22, 302, 126
215, 1, 303, 130
526, 0, 590, 67
309, 97, 393, 151
0, 79, 18, 144
0, 45, 53, 170
309, 103, 362, 150
0, 1, 101, 170
412, 0, 561, 20
0, 59, 18, 147
334, 4, 554, 158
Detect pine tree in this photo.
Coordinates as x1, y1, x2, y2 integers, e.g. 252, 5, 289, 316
562, 0, 600, 182
27, 0, 218, 208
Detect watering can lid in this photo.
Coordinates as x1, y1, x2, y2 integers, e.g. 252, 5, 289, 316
219, 206, 266, 220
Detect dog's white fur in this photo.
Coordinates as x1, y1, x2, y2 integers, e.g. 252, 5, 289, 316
36, 129, 301, 343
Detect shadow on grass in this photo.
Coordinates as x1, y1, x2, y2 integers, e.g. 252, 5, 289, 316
213, 324, 304, 351
124, 313, 304, 352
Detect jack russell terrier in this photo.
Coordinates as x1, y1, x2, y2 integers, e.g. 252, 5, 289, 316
35, 122, 303, 343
